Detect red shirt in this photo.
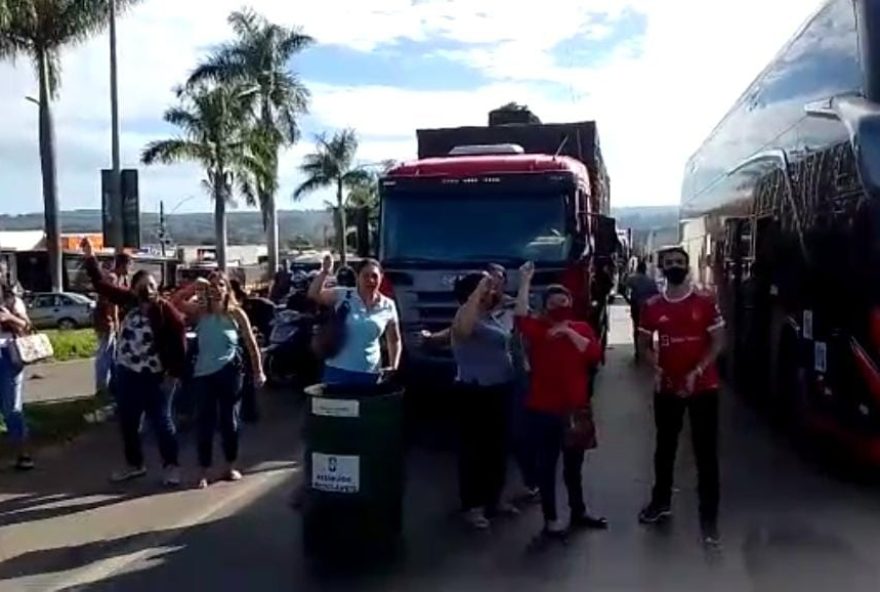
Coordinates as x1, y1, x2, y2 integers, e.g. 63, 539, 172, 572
639, 289, 724, 394
516, 316, 602, 415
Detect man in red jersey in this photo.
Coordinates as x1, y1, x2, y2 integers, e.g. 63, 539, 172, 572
636, 246, 725, 547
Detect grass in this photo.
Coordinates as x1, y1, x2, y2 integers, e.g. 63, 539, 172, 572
44, 329, 98, 362
0, 393, 112, 460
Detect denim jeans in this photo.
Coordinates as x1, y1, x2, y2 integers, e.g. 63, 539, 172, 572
194, 362, 244, 468
94, 333, 116, 393
651, 390, 720, 525
114, 365, 179, 468
527, 410, 587, 523
0, 346, 26, 444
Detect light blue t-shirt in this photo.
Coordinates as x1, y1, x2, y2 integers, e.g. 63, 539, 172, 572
326, 288, 399, 374
193, 313, 239, 377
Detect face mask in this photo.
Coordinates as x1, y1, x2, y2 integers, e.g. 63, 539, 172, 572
663, 266, 688, 286
546, 307, 573, 323
137, 287, 152, 302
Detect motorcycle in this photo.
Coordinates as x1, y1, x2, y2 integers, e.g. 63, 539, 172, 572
262, 308, 319, 388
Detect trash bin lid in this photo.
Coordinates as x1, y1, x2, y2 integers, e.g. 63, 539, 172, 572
305, 381, 403, 400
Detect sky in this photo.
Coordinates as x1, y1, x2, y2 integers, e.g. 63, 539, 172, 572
0, 0, 827, 216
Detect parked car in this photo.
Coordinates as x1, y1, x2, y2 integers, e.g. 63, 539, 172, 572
25, 292, 95, 330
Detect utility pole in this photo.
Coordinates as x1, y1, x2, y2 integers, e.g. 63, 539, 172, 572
108, 0, 124, 252
159, 200, 167, 258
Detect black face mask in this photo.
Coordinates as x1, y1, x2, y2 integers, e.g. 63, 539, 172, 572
663, 266, 688, 286
136, 287, 152, 303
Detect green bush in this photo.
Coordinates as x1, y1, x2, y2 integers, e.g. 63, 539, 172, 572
45, 329, 98, 362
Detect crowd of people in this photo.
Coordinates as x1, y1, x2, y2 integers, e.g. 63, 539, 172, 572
0, 240, 725, 547
421, 246, 724, 546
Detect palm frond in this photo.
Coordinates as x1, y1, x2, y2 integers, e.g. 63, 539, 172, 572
277, 27, 315, 58
293, 174, 331, 200
141, 139, 209, 166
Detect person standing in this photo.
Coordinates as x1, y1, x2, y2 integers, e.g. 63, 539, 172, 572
0, 283, 34, 471
82, 239, 186, 486
450, 272, 518, 529
173, 273, 265, 489
637, 246, 725, 547
625, 260, 660, 361
93, 252, 132, 395
515, 262, 607, 540
308, 255, 401, 385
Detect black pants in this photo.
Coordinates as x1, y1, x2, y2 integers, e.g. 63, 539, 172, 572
458, 382, 511, 512
651, 391, 720, 525
114, 366, 179, 468
195, 362, 244, 468
529, 410, 586, 523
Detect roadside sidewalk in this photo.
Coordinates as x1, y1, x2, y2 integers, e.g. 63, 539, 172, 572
24, 358, 96, 405
0, 391, 305, 592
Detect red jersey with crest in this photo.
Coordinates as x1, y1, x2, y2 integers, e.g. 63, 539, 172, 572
638, 289, 724, 394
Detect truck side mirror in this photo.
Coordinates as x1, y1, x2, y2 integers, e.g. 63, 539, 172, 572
594, 215, 618, 258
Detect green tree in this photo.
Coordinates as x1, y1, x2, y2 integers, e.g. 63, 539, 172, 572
141, 84, 269, 270
293, 129, 368, 265
185, 7, 313, 276
0, 0, 142, 291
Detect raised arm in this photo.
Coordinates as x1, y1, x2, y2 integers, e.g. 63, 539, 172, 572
170, 279, 207, 320
515, 261, 535, 317
308, 254, 338, 308
452, 274, 492, 339
80, 238, 134, 307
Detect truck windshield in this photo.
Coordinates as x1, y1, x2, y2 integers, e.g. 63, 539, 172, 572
381, 192, 571, 263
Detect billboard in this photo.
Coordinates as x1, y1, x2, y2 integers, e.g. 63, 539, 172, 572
101, 169, 140, 249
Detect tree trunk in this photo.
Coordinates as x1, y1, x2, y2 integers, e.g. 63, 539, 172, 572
37, 48, 62, 292
214, 177, 228, 270
265, 190, 280, 277
336, 179, 347, 265
261, 101, 280, 279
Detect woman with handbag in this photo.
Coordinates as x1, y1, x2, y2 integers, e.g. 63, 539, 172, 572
81, 238, 187, 486
308, 255, 401, 385
515, 261, 607, 541
172, 272, 265, 489
0, 284, 35, 471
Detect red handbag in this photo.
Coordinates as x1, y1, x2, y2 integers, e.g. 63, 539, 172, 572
565, 407, 597, 451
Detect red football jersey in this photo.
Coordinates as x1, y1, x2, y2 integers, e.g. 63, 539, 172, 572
639, 289, 724, 394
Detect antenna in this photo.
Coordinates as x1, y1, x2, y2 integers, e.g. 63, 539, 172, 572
553, 135, 570, 158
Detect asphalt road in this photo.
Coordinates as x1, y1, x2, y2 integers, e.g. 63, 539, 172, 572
9, 306, 880, 591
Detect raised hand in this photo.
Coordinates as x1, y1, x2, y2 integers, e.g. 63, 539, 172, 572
321, 253, 334, 274
80, 237, 94, 258
519, 261, 535, 282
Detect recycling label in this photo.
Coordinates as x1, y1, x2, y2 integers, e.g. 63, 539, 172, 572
311, 453, 360, 493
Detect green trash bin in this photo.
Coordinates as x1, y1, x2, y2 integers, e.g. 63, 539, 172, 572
302, 381, 405, 557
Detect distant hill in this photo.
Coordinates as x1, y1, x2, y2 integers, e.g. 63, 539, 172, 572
0, 209, 334, 247
0, 204, 679, 252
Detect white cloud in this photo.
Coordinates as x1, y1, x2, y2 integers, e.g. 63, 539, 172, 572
0, 0, 828, 218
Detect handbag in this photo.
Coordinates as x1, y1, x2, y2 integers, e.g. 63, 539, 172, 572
564, 406, 597, 451
10, 331, 54, 366
310, 290, 353, 360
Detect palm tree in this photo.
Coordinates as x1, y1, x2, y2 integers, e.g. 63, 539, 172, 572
185, 7, 313, 277
294, 129, 368, 265
142, 84, 268, 270
0, 0, 142, 291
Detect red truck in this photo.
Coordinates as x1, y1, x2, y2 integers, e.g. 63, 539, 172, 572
376, 107, 619, 384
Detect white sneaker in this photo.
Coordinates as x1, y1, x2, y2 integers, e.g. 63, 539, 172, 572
463, 508, 490, 530
110, 466, 147, 483
225, 468, 243, 482
163, 466, 181, 487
